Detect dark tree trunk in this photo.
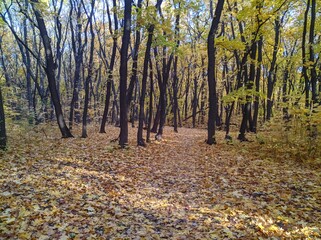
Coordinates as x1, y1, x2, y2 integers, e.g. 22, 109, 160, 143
192, 76, 198, 128
253, 36, 263, 133
119, 0, 132, 147
151, 103, 160, 133
206, 0, 225, 145
23, 0, 33, 118
100, 0, 119, 133
302, 0, 310, 108
309, 0, 317, 104
69, 1, 84, 129
266, 18, 280, 121
184, 64, 190, 120
146, 60, 154, 143
137, 24, 155, 146
31, 0, 73, 138
127, 0, 143, 109
0, 86, 6, 150
81, 0, 95, 138
172, 2, 181, 133
156, 53, 173, 140
238, 47, 253, 141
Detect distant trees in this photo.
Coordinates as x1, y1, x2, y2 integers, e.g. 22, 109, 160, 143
0, 0, 320, 147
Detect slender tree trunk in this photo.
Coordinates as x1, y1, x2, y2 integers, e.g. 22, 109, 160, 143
0, 86, 6, 150
127, 0, 143, 109
119, 0, 132, 147
184, 64, 190, 120
156, 53, 173, 140
309, 0, 317, 104
192, 76, 198, 128
69, 1, 84, 129
23, 0, 33, 119
266, 18, 280, 121
100, 0, 119, 133
137, 24, 155, 146
81, 0, 95, 138
172, 2, 181, 133
146, 60, 154, 143
253, 37, 263, 133
302, 0, 310, 108
31, 0, 73, 138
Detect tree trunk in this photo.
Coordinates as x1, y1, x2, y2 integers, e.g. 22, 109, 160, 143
207, 0, 225, 145
302, 0, 310, 108
100, 0, 119, 133
172, 2, 181, 133
309, 0, 317, 104
137, 24, 155, 146
253, 36, 263, 133
31, 0, 73, 138
0, 86, 6, 150
146, 60, 154, 143
81, 0, 95, 138
127, 0, 143, 109
119, 0, 132, 147
69, 1, 84, 129
266, 18, 281, 121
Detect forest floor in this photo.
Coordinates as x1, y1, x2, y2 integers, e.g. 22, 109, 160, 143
0, 123, 321, 239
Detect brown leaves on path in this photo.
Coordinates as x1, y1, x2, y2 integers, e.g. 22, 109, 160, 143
0, 124, 320, 239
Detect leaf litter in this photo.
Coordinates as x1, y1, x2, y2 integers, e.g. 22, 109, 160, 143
0, 124, 320, 239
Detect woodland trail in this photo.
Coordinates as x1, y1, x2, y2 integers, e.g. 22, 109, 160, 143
0, 124, 321, 239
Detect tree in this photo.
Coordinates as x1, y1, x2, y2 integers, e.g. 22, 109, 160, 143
100, 0, 119, 133
137, 0, 163, 146
207, 0, 225, 145
0, 84, 6, 150
31, 0, 73, 138
81, 0, 95, 138
119, 0, 132, 147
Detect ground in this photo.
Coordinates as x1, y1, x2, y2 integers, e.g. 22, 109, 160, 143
0, 124, 321, 239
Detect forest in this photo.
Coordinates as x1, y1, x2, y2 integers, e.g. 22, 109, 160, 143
0, 0, 321, 238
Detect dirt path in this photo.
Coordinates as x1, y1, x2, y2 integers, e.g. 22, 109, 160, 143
1, 125, 320, 239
